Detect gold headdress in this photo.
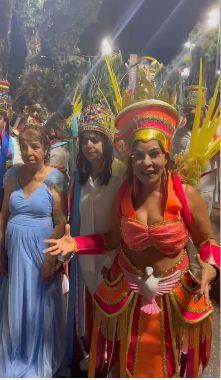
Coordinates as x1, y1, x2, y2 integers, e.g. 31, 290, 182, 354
174, 60, 220, 186
183, 84, 207, 109
103, 54, 178, 152
22, 103, 49, 127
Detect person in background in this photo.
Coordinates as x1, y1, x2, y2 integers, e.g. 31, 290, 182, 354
11, 101, 72, 175
0, 124, 67, 377
0, 80, 15, 208
170, 85, 216, 215
66, 103, 125, 376
44, 99, 219, 378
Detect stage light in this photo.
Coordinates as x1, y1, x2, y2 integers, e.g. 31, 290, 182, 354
101, 38, 112, 56
207, 7, 219, 28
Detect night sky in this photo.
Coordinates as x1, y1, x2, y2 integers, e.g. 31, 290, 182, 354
80, 0, 218, 64
9, 0, 218, 78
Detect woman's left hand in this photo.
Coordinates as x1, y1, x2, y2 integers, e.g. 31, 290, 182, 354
196, 254, 217, 305
44, 224, 75, 257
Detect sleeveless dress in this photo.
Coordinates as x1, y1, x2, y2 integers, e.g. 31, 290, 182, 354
0, 166, 66, 378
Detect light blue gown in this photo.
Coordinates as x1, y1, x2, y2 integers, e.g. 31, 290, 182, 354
0, 166, 66, 378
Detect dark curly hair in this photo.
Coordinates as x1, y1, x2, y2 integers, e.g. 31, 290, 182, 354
77, 131, 113, 186
19, 124, 51, 163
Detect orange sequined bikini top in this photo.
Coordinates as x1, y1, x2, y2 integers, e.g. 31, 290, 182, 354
119, 173, 188, 255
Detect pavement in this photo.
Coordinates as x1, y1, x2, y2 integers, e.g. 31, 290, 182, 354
202, 220, 220, 378
202, 300, 220, 378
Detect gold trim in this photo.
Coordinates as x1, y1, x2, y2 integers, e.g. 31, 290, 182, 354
161, 251, 188, 276
171, 272, 213, 313
123, 216, 185, 229
129, 128, 168, 150
93, 291, 135, 318
119, 246, 188, 278
165, 294, 180, 375
116, 99, 179, 122
95, 288, 131, 306
160, 297, 167, 377
133, 296, 142, 376
103, 271, 124, 287
79, 125, 114, 142
169, 293, 213, 324
125, 294, 138, 376
171, 288, 212, 313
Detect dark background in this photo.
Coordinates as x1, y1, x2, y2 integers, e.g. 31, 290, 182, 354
80, 0, 217, 63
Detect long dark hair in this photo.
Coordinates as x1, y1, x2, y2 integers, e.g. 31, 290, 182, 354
76, 131, 113, 186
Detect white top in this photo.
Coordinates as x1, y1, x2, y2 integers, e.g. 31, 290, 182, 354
78, 158, 125, 295
11, 136, 23, 164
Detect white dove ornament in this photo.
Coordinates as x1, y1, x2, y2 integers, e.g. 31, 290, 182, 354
122, 266, 181, 314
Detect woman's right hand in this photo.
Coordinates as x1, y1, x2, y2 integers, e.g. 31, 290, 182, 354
43, 224, 76, 257
0, 253, 8, 276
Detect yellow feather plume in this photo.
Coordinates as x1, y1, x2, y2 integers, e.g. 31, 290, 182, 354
175, 59, 220, 186
104, 55, 123, 113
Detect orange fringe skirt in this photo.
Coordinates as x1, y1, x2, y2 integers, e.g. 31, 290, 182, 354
88, 249, 213, 378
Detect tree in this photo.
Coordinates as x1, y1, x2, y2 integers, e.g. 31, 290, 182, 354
182, 24, 219, 99
11, 0, 103, 112
0, 0, 15, 77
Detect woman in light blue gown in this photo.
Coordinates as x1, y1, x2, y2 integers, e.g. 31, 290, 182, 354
0, 124, 67, 377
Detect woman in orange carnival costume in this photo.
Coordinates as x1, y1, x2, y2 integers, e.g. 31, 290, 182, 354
44, 99, 219, 378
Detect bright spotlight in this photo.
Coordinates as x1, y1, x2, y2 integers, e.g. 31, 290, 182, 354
184, 41, 191, 48
207, 7, 220, 28
184, 41, 196, 50
101, 38, 112, 56
181, 67, 190, 78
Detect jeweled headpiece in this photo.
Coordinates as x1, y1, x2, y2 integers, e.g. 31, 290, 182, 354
183, 85, 207, 109
0, 80, 12, 119
79, 103, 115, 142
22, 103, 49, 127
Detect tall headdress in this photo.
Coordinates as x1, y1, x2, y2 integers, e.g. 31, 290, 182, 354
174, 60, 220, 186
183, 84, 207, 109
103, 54, 179, 152
0, 80, 12, 119
115, 99, 179, 152
11, 103, 50, 137
79, 103, 115, 143
22, 103, 49, 127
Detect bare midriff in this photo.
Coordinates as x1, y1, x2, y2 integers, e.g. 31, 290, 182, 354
122, 242, 185, 276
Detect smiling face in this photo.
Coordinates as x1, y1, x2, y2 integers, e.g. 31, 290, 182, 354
131, 139, 168, 186
81, 131, 104, 163
19, 128, 47, 166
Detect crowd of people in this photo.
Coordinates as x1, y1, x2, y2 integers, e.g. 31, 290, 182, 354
0, 62, 220, 378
